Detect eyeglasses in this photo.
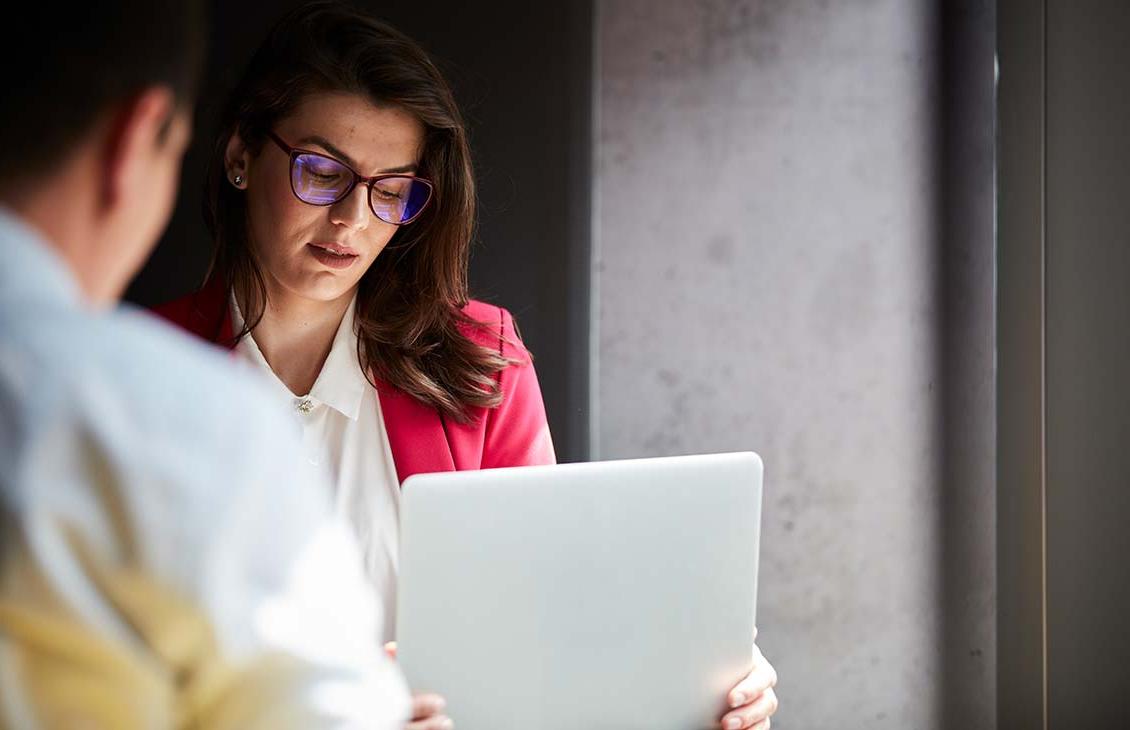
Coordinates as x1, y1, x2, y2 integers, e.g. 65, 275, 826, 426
266, 131, 434, 225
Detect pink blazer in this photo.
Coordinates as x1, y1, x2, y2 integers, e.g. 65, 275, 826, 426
151, 277, 556, 483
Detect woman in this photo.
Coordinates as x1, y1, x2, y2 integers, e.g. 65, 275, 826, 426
156, 3, 778, 729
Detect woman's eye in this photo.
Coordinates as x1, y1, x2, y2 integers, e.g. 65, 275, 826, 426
310, 171, 342, 182
375, 189, 403, 200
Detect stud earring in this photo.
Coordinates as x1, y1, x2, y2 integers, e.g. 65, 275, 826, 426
233, 174, 244, 187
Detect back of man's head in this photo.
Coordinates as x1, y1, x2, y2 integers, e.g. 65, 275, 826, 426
0, 2, 206, 305
1, 2, 206, 183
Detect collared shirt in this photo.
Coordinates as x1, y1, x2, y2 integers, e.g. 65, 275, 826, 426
0, 208, 409, 728
232, 295, 403, 643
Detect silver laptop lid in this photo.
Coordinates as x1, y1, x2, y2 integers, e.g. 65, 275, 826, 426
396, 451, 763, 730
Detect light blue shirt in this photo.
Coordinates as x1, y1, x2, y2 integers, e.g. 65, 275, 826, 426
0, 208, 408, 728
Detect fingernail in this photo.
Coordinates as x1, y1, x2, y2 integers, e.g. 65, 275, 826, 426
730, 692, 747, 708
724, 717, 743, 730
441, 719, 454, 730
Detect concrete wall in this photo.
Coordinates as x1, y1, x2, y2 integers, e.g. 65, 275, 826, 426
595, 1, 994, 727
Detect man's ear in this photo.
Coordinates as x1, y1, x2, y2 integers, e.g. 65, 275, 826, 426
100, 87, 176, 211
225, 131, 251, 188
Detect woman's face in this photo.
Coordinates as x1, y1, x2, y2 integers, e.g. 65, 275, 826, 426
227, 92, 426, 305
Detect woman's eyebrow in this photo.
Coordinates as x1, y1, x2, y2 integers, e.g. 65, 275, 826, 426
297, 134, 419, 174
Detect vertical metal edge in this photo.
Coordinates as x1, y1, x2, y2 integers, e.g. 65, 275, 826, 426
564, 0, 596, 462
587, 0, 603, 461
996, 0, 1048, 726
1039, 3, 1049, 727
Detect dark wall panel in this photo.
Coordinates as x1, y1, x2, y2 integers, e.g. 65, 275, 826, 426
1046, 0, 1130, 726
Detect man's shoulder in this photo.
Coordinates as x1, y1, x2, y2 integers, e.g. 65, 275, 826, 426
3, 302, 291, 469
104, 306, 291, 444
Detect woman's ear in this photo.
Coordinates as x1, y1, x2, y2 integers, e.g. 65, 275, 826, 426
225, 131, 251, 189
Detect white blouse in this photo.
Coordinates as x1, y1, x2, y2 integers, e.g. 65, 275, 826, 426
232, 294, 403, 643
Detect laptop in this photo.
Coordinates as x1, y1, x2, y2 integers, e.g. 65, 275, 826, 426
395, 451, 763, 730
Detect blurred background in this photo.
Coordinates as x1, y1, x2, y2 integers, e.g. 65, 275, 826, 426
125, 1, 1130, 727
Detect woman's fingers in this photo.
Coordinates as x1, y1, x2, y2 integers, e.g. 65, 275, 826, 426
406, 716, 454, 730
405, 692, 451, 728
384, 641, 398, 660
410, 693, 447, 720
720, 688, 778, 729
727, 648, 778, 709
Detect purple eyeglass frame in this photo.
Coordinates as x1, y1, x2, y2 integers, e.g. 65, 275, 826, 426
265, 130, 434, 225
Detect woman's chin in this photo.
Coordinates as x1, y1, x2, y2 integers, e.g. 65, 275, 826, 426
285, 270, 362, 304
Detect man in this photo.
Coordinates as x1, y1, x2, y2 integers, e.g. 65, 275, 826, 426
0, 4, 408, 727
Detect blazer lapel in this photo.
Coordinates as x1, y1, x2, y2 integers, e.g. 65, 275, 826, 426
375, 378, 455, 484
187, 275, 235, 347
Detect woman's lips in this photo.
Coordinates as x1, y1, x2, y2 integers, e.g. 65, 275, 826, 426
309, 241, 359, 256
307, 242, 360, 269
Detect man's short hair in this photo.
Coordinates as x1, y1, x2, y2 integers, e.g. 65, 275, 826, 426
0, 1, 206, 183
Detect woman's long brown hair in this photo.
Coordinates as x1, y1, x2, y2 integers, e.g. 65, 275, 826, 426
204, 1, 513, 423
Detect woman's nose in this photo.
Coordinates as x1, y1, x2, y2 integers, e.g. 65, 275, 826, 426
329, 183, 370, 231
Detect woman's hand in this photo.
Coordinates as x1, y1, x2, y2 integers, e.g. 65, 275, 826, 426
384, 642, 454, 730
406, 693, 452, 730
720, 629, 779, 730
